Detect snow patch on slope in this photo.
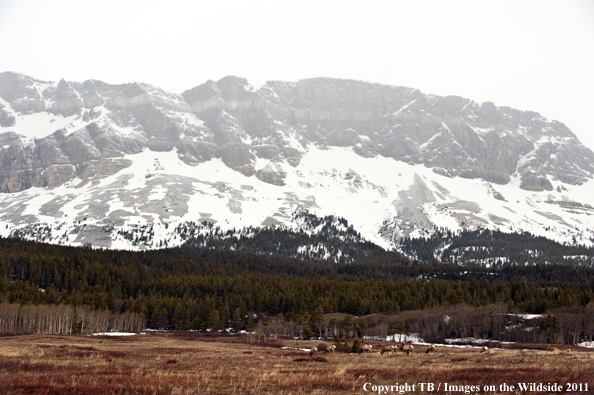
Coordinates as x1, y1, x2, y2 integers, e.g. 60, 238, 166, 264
1, 145, 593, 251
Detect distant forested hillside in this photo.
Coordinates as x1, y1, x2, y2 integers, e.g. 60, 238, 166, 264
1, 236, 594, 337
106, 210, 594, 266
399, 228, 594, 267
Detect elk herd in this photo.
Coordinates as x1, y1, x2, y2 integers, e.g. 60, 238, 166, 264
310, 342, 432, 357
309, 343, 569, 357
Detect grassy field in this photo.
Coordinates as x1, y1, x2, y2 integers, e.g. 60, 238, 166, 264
0, 332, 592, 394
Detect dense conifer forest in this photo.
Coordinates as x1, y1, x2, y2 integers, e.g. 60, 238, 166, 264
399, 228, 594, 266
112, 212, 594, 266
1, 236, 594, 342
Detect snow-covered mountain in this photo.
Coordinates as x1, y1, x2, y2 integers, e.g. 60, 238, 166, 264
1, 71, 593, 254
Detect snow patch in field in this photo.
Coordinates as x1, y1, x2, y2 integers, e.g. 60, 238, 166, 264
281, 347, 311, 352
378, 333, 424, 343
446, 337, 493, 345
93, 332, 137, 336
510, 314, 544, 320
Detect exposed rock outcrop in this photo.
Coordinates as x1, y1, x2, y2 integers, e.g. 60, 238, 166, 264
0, 71, 592, 195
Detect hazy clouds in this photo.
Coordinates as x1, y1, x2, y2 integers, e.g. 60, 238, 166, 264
1, 0, 592, 149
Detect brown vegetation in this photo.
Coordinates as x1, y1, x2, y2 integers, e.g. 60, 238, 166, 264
0, 333, 592, 394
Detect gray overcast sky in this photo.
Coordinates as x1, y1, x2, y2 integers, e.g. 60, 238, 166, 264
1, 0, 593, 150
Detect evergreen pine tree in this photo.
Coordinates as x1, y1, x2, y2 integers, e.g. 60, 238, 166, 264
391, 315, 410, 342
231, 308, 242, 332
539, 313, 560, 343
71, 308, 82, 334
351, 338, 361, 354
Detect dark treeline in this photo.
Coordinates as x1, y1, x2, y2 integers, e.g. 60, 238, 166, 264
111, 213, 594, 267
113, 209, 395, 263
175, 209, 394, 263
400, 228, 594, 267
1, 237, 594, 334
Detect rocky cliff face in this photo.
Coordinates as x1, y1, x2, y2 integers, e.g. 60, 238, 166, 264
1, 72, 592, 194
0, 71, 593, 250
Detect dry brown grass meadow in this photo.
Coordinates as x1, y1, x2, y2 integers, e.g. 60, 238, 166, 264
0, 332, 592, 394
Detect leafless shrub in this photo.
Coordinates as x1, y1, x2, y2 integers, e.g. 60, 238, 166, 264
294, 356, 328, 363
0, 302, 145, 335
335, 345, 351, 353
255, 341, 284, 348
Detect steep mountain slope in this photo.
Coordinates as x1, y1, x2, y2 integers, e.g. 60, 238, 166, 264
0, 71, 593, 254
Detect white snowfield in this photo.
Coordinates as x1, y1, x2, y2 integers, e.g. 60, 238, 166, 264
1, 73, 594, 254
1, 143, 593, 252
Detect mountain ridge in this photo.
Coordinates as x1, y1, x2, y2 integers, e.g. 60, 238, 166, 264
0, 71, 593, 254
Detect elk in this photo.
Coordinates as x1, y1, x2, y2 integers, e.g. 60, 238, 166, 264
547, 345, 560, 352
480, 346, 489, 353
381, 345, 396, 356
401, 344, 414, 355
361, 344, 373, 354
425, 344, 436, 354
310, 346, 318, 357
325, 344, 336, 354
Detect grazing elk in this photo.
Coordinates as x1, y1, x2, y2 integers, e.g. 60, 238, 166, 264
547, 345, 560, 352
361, 344, 373, 354
425, 344, 436, 354
325, 344, 336, 354
480, 346, 489, 353
310, 346, 318, 357
381, 345, 396, 356
401, 344, 414, 355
